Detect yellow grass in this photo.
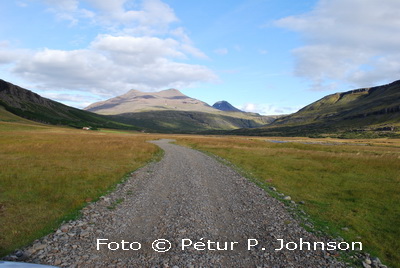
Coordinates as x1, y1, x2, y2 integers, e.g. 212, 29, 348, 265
0, 123, 160, 256
176, 136, 400, 267
1, 121, 399, 267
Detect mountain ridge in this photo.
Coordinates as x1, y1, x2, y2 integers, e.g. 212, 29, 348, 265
212, 100, 242, 112
0, 79, 276, 132
3, 78, 397, 136
0, 79, 139, 130
273, 79, 400, 126
230, 79, 400, 137
85, 88, 216, 114
84, 88, 277, 132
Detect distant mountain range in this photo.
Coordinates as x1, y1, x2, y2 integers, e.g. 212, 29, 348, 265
84, 88, 277, 133
0, 80, 276, 133
1, 78, 398, 136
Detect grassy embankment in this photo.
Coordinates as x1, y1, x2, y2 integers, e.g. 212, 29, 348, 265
0, 121, 160, 257
176, 136, 400, 268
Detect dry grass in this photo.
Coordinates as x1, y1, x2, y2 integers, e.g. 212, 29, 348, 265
1, 121, 399, 267
176, 136, 400, 267
0, 123, 160, 256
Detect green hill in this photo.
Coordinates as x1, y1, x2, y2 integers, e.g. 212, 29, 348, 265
231, 80, 400, 137
0, 79, 139, 130
110, 110, 275, 133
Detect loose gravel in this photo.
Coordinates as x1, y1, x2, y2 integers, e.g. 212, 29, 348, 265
4, 139, 348, 267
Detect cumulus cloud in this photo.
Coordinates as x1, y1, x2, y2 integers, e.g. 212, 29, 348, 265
0, 41, 29, 64
1, 0, 217, 106
11, 35, 217, 97
275, 0, 400, 90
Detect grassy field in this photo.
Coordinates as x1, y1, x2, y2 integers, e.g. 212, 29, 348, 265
176, 136, 400, 267
0, 122, 160, 257
1, 120, 399, 267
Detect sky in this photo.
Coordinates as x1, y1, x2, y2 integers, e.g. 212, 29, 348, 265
0, 0, 399, 115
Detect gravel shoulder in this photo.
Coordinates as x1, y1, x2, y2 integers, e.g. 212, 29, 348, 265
6, 139, 346, 267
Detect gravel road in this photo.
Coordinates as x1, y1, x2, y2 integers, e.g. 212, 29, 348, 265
10, 139, 347, 267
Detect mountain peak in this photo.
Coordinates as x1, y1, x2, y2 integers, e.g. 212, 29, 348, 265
163, 88, 180, 92
212, 100, 242, 112
85, 88, 215, 114
157, 88, 185, 97
121, 89, 143, 98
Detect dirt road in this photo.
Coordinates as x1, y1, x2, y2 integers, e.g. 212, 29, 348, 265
19, 139, 345, 267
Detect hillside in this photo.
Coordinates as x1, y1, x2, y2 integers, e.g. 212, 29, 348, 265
85, 88, 277, 132
0, 79, 277, 133
0, 79, 139, 130
0, 105, 36, 123
231, 80, 400, 137
109, 110, 274, 133
85, 88, 217, 114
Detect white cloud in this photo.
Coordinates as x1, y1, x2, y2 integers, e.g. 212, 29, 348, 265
42, 0, 94, 26
34, 0, 178, 33
46, 0, 179, 33
0, 41, 28, 64
43, 0, 79, 11
91, 35, 186, 63
240, 103, 299, 115
171, 28, 208, 59
1, 0, 217, 108
275, 0, 400, 89
11, 35, 217, 97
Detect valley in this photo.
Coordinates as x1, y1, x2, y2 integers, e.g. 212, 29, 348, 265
0, 120, 399, 267
0, 79, 399, 267
2, 1, 399, 267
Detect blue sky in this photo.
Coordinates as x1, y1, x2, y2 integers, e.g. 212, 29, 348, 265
1, 0, 399, 115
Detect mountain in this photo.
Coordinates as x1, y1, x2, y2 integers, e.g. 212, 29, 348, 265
212, 101, 242, 112
85, 88, 217, 114
0, 80, 276, 133
85, 89, 277, 132
0, 79, 139, 130
231, 80, 400, 137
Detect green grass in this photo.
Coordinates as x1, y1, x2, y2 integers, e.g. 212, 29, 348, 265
176, 136, 400, 268
0, 122, 160, 257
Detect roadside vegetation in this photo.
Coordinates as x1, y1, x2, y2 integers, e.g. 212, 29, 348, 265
176, 136, 400, 267
0, 122, 160, 257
